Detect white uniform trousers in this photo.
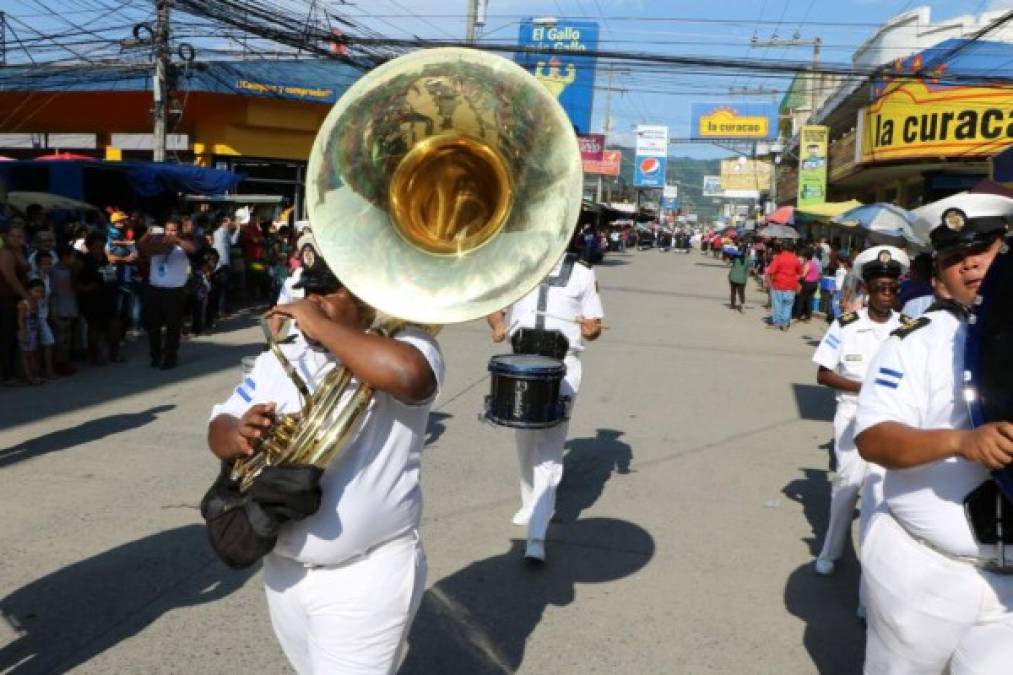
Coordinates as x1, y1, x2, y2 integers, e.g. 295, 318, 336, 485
262, 531, 427, 675
515, 355, 581, 544
863, 513, 1013, 675
818, 401, 868, 563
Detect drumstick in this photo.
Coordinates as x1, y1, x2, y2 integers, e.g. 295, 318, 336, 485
535, 310, 610, 329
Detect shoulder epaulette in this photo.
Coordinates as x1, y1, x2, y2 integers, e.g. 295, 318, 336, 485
891, 315, 930, 339
838, 311, 859, 327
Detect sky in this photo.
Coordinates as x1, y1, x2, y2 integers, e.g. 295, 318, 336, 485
2, 0, 1011, 160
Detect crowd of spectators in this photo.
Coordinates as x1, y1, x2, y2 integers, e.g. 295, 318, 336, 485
0, 203, 306, 386
693, 226, 935, 328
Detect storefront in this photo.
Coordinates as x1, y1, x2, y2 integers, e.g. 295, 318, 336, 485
827, 38, 1013, 208
0, 59, 363, 217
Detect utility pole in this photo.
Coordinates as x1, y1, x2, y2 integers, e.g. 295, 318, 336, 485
465, 0, 478, 44
597, 62, 615, 205
152, 0, 170, 162
750, 36, 822, 122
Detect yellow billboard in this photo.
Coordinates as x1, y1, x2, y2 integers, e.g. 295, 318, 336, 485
720, 159, 772, 192
692, 103, 776, 139
860, 80, 1013, 163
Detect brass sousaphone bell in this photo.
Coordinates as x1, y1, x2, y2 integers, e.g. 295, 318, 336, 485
231, 48, 583, 490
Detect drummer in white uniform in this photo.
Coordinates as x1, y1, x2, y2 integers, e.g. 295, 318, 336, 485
855, 193, 1013, 674
487, 251, 604, 563
207, 260, 444, 674
812, 246, 907, 579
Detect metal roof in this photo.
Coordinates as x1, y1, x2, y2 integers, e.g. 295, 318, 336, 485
0, 59, 361, 105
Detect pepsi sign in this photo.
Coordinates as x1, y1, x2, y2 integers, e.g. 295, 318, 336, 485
634, 154, 666, 188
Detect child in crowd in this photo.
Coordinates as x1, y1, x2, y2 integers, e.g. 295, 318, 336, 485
28, 250, 56, 378
106, 212, 134, 259
17, 279, 47, 384
49, 245, 80, 375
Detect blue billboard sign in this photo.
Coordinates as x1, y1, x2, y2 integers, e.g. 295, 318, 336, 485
634, 155, 666, 188
516, 20, 598, 134
661, 196, 678, 210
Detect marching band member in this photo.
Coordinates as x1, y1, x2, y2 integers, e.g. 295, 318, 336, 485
812, 246, 907, 578
855, 194, 1013, 673
207, 259, 444, 674
487, 250, 604, 563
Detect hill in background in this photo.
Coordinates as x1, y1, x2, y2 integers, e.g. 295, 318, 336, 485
613, 148, 725, 221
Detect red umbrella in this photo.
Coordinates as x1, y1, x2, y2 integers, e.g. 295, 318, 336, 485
36, 152, 95, 161
765, 205, 795, 225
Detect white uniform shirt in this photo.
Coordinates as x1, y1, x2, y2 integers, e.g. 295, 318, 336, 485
855, 308, 991, 558
212, 225, 239, 271
276, 268, 304, 305
149, 244, 190, 289
209, 327, 445, 566
812, 308, 902, 406
507, 256, 604, 354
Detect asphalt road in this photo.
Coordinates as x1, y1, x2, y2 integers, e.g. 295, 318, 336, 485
0, 248, 865, 674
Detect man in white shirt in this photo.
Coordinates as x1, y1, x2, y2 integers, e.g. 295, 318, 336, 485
139, 218, 196, 369
207, 260, 443, 674
811, 246, 907, 584
210, 214, 240, 321
856, 193, 1013, 673
487, 251, 605, 563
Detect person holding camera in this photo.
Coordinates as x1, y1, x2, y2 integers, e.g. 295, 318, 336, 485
139, 217, 196, 370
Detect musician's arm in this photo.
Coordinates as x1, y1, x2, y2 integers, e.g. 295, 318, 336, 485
579, 271, 604, 341
857, 422, 1013, 471
854, 337, 1013, 470
313, 323, 436, 404
816, 366, 861, 393
487, 310, 508, 342
279, 295, 436, 405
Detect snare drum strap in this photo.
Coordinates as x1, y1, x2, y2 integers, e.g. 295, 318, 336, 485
535, 253, 578, 330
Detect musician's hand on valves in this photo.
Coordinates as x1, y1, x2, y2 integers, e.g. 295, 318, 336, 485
234, 402, 277, 457
957, 421, 1013, 470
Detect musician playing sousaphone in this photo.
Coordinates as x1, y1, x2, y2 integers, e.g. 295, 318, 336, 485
203, 43, 583, 672
855, 193, 1013, 673
207, 257, 443, 672
486, 243, 605, 563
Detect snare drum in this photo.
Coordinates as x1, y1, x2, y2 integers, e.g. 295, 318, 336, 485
484, 354, 569, 428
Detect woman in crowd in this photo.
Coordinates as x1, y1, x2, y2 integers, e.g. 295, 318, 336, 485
797, 246, 822, 322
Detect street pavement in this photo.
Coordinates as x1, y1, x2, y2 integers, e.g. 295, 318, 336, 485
0, 248, 865, 674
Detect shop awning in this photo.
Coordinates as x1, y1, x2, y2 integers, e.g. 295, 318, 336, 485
794, 200, 863, 222
121, 161, 242, 197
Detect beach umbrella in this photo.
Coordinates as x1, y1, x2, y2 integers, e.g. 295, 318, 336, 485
757, 223, 800, 239
6, 191, 100, 214
832, 203, 919, 241
36, 152, 95, 161
766, 205, 794, 225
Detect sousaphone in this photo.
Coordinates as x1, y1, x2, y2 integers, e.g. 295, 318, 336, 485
231, 48, 582, 490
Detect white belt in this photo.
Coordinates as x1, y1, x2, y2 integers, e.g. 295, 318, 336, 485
887, 509, 1013, 575
297, 529, 418, 570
